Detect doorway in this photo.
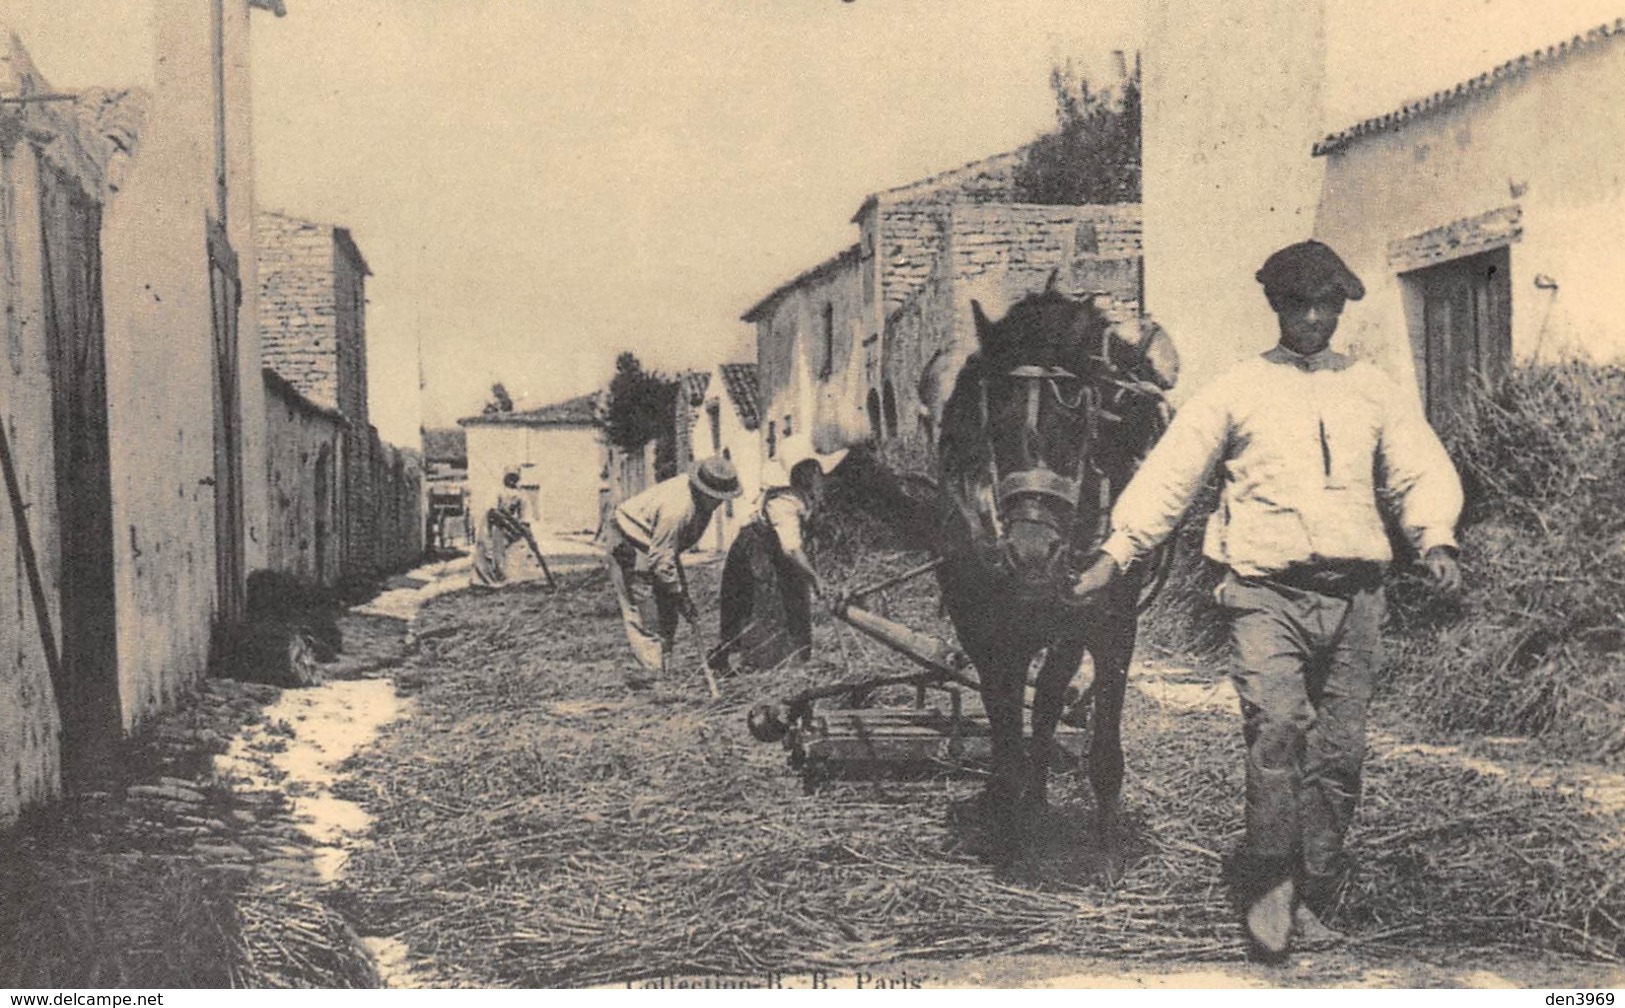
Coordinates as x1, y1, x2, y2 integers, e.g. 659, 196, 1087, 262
38, 164, 120, 786
207, 220, 246, 636
1405, 247, 1512, 427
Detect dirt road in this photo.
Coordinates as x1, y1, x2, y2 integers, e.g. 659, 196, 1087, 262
277, 551, 1624, 989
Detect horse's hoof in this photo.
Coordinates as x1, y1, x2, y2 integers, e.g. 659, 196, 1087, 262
994, 855, 1040, 885
1097, 849, 1124, 888
1060, 699, 1092, 729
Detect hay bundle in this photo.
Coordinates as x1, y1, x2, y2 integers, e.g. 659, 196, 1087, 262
1386, 364, 1625, 761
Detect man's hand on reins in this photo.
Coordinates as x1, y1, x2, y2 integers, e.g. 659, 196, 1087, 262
1071, 554, 1122, 602
1422, 546, 1461, 595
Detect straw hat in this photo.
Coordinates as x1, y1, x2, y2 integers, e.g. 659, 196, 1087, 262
689, 456, 743, 500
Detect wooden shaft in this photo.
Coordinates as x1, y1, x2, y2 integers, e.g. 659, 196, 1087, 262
832, 598, 972, 681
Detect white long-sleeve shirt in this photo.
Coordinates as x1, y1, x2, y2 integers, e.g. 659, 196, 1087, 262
1099, 347, 1463, 578
762, 488, 809, 554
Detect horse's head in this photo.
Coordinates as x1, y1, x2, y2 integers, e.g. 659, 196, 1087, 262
948, 275, 1177, 597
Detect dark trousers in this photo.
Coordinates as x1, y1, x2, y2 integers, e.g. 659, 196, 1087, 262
1217, 571, 1384, 912
715, 522, 812, 672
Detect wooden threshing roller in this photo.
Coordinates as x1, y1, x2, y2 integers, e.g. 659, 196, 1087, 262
747, 560, 1090, 790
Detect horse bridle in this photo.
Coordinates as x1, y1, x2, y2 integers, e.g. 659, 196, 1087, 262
972, 312, 1168, 579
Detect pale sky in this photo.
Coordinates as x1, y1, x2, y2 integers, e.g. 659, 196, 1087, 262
249, 0, 1138, 442
5, 0, 1622, 445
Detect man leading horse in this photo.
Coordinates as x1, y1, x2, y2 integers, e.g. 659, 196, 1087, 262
1072, 240, 1464, 958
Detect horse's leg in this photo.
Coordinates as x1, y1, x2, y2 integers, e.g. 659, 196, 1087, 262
1088, 620, 1134, 875
978, 653, 1028, 869
1026, 635, 1089, 815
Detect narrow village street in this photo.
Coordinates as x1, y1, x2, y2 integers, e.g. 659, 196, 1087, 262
7, 0, 1625, 995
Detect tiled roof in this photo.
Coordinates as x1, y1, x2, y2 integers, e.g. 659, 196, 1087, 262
678, 369, 712, 407
716, 363, 761, 432
459, 392, 601, 428
1314, 17, 1625, 156
849, 144, 1033, 222
740, 244, 861, 323
420, 426, 467, 465
262, 368, 348, 427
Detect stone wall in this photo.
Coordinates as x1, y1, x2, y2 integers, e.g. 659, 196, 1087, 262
880, 203, 1144, 475
255, 214, 407, 579
362, 430, 424, 573
257, 213, 340, 410
263, 370, 344, 587
872, 148, 1029, 317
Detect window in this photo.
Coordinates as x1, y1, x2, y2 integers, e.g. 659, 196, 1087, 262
867, 390, 882, 446
782, 414, 793, 438
882, 380, 899, 440
819, 303, 835, 380
766, 420, 777, 459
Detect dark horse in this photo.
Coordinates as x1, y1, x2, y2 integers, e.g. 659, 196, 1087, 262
933, 278, 1177, 871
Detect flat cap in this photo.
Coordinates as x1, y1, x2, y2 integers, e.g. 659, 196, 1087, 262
1256, 240, 1365, 301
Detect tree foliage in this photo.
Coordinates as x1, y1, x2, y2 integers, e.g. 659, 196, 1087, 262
1014, 59, 1141, 206
482, 383, 514, 415
605, 352, 678, 474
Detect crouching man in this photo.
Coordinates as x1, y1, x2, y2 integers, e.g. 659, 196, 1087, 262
599, 456, 741, 689
1072, 240, 1464, 957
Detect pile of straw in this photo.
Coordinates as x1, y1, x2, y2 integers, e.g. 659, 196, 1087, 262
338, 553, 1625, 987
1386, 364, 1625, 761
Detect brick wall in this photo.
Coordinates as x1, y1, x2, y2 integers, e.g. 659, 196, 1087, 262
874, 148, 1028, 317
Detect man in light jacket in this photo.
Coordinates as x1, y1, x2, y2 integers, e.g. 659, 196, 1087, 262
1072, 240, 1464, 958
600, 456, 741, 688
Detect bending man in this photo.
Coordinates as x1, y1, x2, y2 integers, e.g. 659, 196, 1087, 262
600, 456, 741, 688
713, 456, 832, 673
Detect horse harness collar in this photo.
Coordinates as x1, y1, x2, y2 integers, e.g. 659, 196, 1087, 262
971, 311, 1168, 576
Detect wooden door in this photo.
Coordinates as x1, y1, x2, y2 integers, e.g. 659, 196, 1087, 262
1415, 247, 1511, 427
38, 163, 120, 785
207, 221, 246, 633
